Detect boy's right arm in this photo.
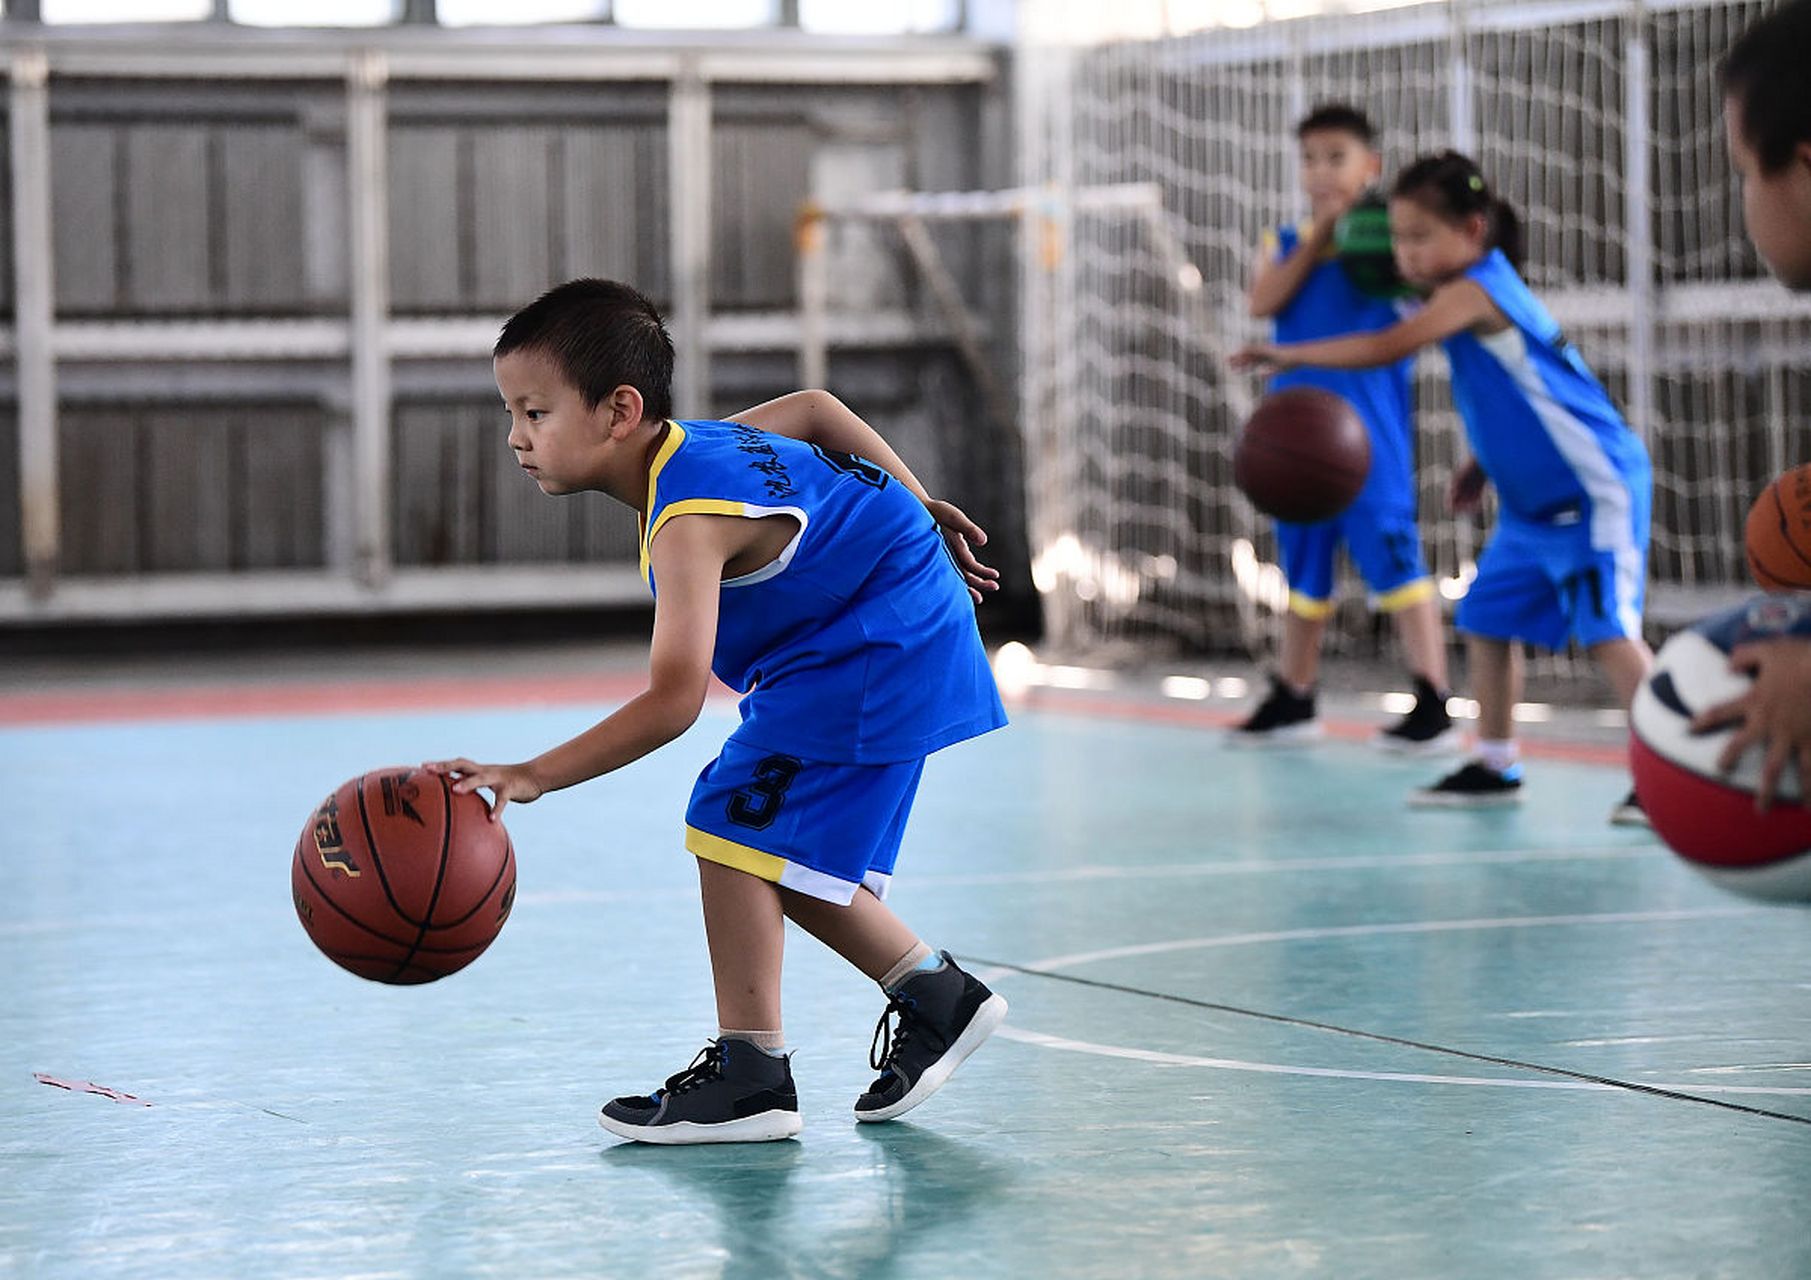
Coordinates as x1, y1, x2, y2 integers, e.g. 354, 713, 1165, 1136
1247, 220, 1335, 319
425, 515, 732, 819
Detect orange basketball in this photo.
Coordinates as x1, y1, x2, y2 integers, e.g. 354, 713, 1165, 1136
291, 766, 516, 984
1744, 463, 1811, 591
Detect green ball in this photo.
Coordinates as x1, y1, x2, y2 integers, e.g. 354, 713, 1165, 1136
1333, 193, 1410, 300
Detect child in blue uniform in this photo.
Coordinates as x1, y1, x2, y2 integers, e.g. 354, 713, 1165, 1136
1234, 152, 1654, 823
1692, 0, 1811, 807
429, 279, 1008, 1144
1236, 105, 1455, 752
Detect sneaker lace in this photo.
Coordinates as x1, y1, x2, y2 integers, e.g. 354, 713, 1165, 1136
662, 1042, 726, 1096
869, 994, 947, 1075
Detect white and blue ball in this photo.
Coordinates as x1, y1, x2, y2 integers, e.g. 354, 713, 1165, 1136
1630, 594, 1811, 903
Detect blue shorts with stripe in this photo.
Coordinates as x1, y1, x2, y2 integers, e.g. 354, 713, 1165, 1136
1456, 498, 1650, 651
1275, 502, 1432, 617
684, 736, 925, 906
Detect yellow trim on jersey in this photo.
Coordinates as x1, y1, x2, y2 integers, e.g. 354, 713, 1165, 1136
1373, 577, 1436, 613
637, 420, 688, 581
1271, 218, 1339, 263
685, 825, 786, 883
641, 499, 752, 584
1288, 590, 1337, 621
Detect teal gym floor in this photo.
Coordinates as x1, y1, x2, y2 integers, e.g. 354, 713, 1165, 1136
4, 665, 1810, 1279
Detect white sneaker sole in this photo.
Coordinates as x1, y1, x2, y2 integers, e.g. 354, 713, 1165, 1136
598, 1107, 802, 1145
1407, 790, 1523, 809
855, 993, 1009, 1124
1373, 726, 1461, 756
1225, 722, 1323, 749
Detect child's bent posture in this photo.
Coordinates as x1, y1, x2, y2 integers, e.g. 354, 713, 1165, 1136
429, 280, 1008, 1144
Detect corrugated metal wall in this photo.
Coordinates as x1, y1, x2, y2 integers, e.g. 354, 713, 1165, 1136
1, 61, 1023, 604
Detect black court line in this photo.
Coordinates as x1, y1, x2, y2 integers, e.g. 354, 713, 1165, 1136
960, 955, 1811, 1128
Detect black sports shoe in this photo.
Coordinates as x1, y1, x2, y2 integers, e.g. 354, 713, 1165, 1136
1409, 760, 1524, 808
1227, 675, 1321, 747
1376, 677, 1459, 754
1609, 788, 1649, 828
855, 953, 1008, 1123
599, 1038, 802, 1145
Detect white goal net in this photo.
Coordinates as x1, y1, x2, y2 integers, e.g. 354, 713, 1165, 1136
1015, 0, 1811, 667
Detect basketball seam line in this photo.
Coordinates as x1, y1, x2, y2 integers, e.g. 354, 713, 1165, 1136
354, 774, 427, 932
1769, 485, 1811, 576
296, 851, 419, 951
430, 833, 514, 931
388, 772, 455, 984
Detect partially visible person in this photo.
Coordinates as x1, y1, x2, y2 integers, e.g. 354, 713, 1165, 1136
1690, 0, 1811, 809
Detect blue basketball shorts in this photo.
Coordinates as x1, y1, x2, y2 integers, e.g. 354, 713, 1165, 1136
1275, 502, 1433, 620
684, 736, 926, 906
1456, 496, 1650, 652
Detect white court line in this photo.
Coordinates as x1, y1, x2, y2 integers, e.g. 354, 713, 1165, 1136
981, 906, 1765, 978
998, 1027, 1811, 1097
506, 846, 1666, 910
982, 905, 1809, 1102
903, 844, 1667, 889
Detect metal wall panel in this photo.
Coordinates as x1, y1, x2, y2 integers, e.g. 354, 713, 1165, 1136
711, 120, 812, 308
123, 127, 215, 313
220, 126, 309, 311
388, 125, 466, 311
50, 125, 119, 312
559, 126, 669, 300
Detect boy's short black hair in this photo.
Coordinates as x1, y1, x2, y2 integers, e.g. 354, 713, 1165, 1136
1295, 103, 1377, 147
494, 278, 674, 421
1722, 0, 1811, 175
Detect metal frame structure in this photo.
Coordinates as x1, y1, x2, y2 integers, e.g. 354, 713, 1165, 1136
0, 25, 1000, 623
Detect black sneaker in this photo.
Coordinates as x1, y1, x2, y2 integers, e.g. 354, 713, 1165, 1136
854, 953, 1008, 1123
599, 1038, 802, 1145
1609, 788, 1649, 828
1409, 760, 1524, 809
1227, 675, 1321, 747
1376, 677, 1459, 755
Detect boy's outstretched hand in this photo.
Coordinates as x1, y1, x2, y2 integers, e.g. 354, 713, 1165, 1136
926, 498, 1000, 604
422, 758, 544, 822
1689, 637, 1811, 812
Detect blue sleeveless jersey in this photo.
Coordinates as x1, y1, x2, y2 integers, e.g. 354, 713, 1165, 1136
1267, 223, 1416, 513
1439, 250, 1650, 525
640, 419, 1006, 765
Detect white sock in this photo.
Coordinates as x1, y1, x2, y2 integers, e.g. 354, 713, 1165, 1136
1476, 739, 1519, 774
880, 942, 937, 992
718, 1027, 785, 1056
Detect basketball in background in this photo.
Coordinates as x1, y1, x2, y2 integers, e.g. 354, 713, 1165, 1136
1629, 595, 1811, 903
1233, 387, 1372, 525
291, 767, 516, 983
1333, 190, 1411, 300
1743, 463, 1811, 591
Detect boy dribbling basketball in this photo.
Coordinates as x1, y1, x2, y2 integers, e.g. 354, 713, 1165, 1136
427, 279, 1008, 1144
1234, 104, 1455, 753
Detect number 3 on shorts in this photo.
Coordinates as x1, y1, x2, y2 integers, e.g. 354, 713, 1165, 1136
727, 755, 802, 831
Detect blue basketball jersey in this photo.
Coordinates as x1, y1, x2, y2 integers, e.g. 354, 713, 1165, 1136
640, 419, 1006, 765
1439, 250, 1651, 526
1267, 223, 1417, 513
